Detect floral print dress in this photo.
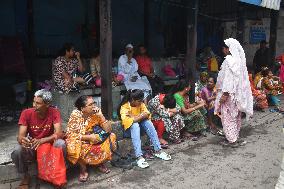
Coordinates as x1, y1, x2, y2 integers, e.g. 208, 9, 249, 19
148, 94, 185, 141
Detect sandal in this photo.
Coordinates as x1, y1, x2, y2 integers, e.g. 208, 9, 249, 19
137, 158, 149, 169
16, 176, 31, 189
160, 143, 169, 149
154, 151, 171, 161
172, 139, 183, 144
78, 171, 89, 182
217, 130, 224, 136
16, 183, 29, 189
98, 164, 111, 174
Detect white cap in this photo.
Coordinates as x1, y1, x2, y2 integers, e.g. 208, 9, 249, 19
125, 44, 133, 49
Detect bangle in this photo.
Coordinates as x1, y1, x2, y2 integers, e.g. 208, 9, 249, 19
102, 120, 108, 125
53, 133, 58, 140
193, 107, 195, 111
79, 135, 82, 141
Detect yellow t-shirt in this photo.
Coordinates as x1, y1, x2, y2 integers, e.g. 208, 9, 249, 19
120, 102, 150, 130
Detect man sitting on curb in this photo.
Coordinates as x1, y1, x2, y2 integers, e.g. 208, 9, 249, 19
11, 89, 66, 189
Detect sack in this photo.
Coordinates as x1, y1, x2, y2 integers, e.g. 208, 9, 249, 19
37, 143, 66, 187
208, 57, 218, 72
163, 65, 176, 77
93, 125, 110, 144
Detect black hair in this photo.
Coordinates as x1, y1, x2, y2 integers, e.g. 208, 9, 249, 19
138, 44, 146, 48
74, 95, 91, 110
260, 40, 267, 44
171, 80, 190, 94
162, 94, 176, 109
58, 42, 74, 56
262, 68, 271, 77
221, 41, 229, 49
117, 89, 144, 118
208, 76, 216, 84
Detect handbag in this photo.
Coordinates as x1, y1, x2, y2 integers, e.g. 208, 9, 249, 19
92, 125, 110, 144
37, 143, 67, 187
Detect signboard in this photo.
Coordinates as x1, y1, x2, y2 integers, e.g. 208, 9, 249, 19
249, 26, 266, 44
239, 0, 281, 10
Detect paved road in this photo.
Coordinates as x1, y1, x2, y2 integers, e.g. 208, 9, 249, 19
1, 107, 283, 189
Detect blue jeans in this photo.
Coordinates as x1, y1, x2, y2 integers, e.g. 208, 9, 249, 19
130, 120, 161, 158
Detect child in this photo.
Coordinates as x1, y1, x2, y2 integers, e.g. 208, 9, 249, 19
118, 89, 171, 168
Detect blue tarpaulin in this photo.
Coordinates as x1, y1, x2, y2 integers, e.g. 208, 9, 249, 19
239, 0, 262, 6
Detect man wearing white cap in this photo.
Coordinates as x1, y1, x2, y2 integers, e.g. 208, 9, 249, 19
118, 44, 152, 99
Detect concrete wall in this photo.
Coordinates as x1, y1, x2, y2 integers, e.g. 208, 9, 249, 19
243, 18, 271, 66
276, 9, 284, 56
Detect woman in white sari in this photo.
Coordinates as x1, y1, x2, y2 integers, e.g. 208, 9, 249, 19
118, 44, 152, 99
215, 38, 253, 147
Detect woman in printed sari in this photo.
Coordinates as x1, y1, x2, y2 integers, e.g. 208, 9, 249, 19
195, 72, 208, 101
173, 80, 207, 140
66, 95, 116, 182
248, 73, 268, 111
148, 93, 185, 147
200, 77, 221, 135
261, 68, 283, 112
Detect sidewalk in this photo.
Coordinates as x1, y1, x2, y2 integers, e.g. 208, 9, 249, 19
0, 97, 283, 188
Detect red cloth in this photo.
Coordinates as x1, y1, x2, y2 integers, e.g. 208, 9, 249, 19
135, 55, 152, 75
18, 107, 61, 139
152, 120, 165, 138
37, 143, 66, 186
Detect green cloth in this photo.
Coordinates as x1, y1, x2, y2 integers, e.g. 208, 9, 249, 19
174, 93, 185, 108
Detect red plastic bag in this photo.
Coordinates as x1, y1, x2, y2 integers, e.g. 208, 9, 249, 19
37, 143, 67, 186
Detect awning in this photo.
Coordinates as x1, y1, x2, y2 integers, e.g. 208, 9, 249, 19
239, 0, 281, 10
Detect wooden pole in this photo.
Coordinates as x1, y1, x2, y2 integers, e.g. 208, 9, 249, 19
99, 0, 113, 119
269, 9, 279, 67
27, 0, 36, 94
144, 0, 149, 47
185, 0, 198, 100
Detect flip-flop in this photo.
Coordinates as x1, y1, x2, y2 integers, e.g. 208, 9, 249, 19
78, 172, 89, 182
16, 183, 29, 189
16, 176, 31, 189
160, 143, 169, 149
171, 139, 183, 144
98, 164, 111, 174
217, 130, 225, 136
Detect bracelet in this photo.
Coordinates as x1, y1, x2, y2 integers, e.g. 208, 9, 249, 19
193, 107, 195, 111
102, 120, 108, 125
53, 133, 58, 140
79, 135, 82, 141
